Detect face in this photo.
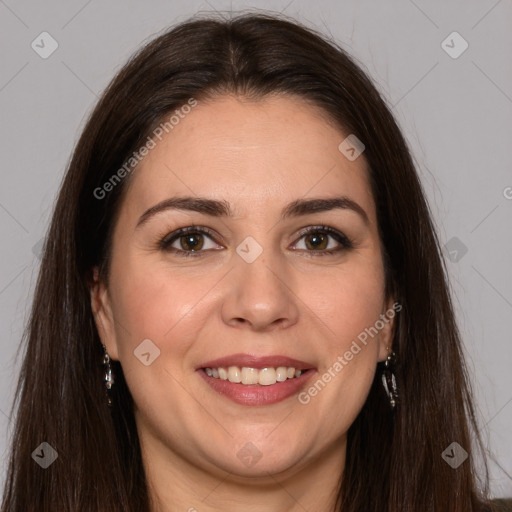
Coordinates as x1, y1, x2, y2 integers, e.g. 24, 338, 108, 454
91, 94, 396, 482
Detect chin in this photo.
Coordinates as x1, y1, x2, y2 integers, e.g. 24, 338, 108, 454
204, 440, 310, 479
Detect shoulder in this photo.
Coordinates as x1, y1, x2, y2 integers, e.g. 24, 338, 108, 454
488, 499, 512, 512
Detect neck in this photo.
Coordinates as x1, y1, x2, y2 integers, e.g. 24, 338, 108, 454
141, 429, 346, 512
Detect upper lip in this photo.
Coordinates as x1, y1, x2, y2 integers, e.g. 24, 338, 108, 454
197, 353, 315, 371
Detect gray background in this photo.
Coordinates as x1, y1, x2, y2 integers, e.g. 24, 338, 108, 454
0, 0, 511, 498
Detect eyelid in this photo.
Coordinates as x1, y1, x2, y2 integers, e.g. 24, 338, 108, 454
159, 225, 222, 253
290, 225, 352, 252
159, 224, 352, 256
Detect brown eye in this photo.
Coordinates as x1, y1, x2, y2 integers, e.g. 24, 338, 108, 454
304, 232, 329, 250
293, 226, 352, 256
177, 233, 205, 251
159, 226, 222, 257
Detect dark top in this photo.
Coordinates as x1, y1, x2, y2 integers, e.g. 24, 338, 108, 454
490, 499, 512, 511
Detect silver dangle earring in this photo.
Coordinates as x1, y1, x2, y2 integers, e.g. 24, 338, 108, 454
381, 349, 398, 409
102, 344, 114, 407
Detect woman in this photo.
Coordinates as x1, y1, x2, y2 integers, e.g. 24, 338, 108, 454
1, 11, 505, 512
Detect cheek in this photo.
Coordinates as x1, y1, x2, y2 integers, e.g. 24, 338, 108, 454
297, 257, 386, 417
109, 258, 218, 358
309, 261, 386, 348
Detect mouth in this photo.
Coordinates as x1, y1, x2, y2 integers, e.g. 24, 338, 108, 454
202, 365, 309, 385
196, 353, 316, 406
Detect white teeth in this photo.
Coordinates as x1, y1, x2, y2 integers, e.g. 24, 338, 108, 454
259, 367, 277, 386
204, 365, 307, 385
227, 366, 241, 383
276, 366, 288, 382
241, 367, 259, 385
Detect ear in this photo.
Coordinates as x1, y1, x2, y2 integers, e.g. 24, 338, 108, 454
89, 266, 120, 360
377, 296, 399, 363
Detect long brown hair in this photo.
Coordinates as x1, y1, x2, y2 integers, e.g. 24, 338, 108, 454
1, 12, 494, 511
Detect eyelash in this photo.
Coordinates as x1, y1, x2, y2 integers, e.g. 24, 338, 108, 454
158, 225, 353, 258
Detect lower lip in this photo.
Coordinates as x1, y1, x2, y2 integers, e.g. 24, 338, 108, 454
197, 369, 316, 406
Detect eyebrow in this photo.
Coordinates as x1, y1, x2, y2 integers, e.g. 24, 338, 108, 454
136, 195, 369, 228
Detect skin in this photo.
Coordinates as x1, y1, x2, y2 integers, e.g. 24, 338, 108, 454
90, 94, 396, 512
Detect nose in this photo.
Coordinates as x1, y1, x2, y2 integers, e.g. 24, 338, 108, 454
221, 248, 300, 332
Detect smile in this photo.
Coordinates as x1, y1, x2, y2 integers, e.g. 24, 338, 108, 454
197, 353, 316, 406
203, 366, 304, 385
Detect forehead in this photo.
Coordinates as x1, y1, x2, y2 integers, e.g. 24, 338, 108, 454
121, 94, 375, 222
